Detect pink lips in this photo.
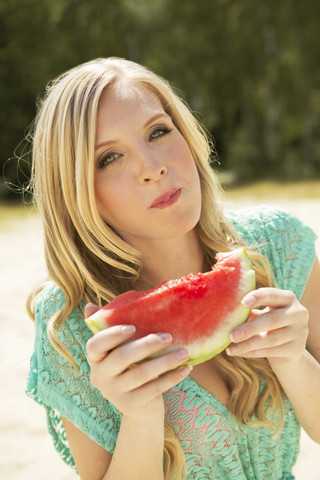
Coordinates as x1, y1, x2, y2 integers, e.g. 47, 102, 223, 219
149, 188, 181, 209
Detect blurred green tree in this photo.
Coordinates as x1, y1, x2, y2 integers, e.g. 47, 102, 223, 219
0, 0, 138, 198
139, 0, 320, 180
1, 0, 319, 199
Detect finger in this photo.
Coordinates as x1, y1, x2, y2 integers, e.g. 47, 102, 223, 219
86, 325, 136, 363
227, 326, 297, 356
230, 307, 282, 342
120, 348, 190, 391
231, 301, 306, 344
242, 288, 296, 309
227, 341, 294, 359
107, 333, 174, 376
128, 365, 193, 407
247, 310, 260, 322
84, 303, 100, 318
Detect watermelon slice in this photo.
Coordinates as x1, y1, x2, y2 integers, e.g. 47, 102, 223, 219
85, 248, 255, 366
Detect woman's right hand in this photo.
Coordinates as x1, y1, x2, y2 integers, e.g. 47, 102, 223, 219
85, 304, 192, 422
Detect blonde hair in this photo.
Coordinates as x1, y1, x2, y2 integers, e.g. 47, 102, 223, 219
27, 57, 284, 480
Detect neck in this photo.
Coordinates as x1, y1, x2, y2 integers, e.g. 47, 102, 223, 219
134, 231, 206, 290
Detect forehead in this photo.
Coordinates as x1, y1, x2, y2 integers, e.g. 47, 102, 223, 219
96, 82, 165, 128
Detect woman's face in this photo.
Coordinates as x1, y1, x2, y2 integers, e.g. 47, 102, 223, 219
94, 82, 202, 251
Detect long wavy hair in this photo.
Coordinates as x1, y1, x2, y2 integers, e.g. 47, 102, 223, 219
27, 57, 284, 480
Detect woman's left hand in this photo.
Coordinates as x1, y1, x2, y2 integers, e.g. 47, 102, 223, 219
227, 287, 309, 368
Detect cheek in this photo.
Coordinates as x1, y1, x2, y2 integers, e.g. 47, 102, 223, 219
177, 145, 200, 187
172, 137, 196, 169
94, 175, 134, 229
94, 177, 108, 209
94, 176, 118, 219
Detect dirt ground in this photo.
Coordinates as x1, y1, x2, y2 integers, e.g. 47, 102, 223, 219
1, 198, 319, 479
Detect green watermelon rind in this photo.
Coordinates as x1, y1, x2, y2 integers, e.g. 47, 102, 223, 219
187, 249, 256, 365
148, 252, 256, 366
183, 291, 254, 365
86, 315, 108, 335
85, 248, 256, 365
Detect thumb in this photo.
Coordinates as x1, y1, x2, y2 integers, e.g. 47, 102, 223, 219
84, 303, 100, 319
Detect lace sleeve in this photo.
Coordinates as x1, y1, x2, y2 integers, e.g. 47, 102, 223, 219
26, 283, 121, 470
227, 204, 318, 299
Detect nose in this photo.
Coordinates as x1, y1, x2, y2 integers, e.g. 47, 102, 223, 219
141, 164, 167, 184
137, 147, 167, 184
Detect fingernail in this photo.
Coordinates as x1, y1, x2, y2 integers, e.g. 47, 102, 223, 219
241, 294, 256, 306
176, 348, 189, 360
179, 365, 193, 376
229, 327, 244, 342
121, 325, 136, 335
157, 333, 172, 343
226, 345, 239, 355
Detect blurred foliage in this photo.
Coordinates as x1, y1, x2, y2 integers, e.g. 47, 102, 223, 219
1, 0, 320, 199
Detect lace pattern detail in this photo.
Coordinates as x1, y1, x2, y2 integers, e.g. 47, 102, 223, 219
226, 204, 317, 300
26, 286, 121, 470
26, 205, 317, 478
164, 378, 300, 479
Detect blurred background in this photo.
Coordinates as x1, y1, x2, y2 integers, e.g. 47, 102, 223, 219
0, 0, 319, 478
1, 0, 320, 198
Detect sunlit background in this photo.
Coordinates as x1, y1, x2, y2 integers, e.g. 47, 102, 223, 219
1, 1, 319, 478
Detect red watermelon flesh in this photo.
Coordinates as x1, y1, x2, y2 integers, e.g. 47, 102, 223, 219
85, 248, 256, 365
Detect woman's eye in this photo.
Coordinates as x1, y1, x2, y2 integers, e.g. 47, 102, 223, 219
97, 152, 120, 169
149, 126, 173, 141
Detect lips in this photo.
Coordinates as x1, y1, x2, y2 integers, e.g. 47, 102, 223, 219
149, 188, 181, 209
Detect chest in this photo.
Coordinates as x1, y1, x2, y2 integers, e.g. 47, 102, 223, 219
188, 357, 232, 408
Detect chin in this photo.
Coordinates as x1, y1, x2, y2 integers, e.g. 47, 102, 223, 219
166, 213, 201, 239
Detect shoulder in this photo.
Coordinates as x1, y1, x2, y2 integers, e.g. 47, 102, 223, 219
35, 282, 68, 318
226, 204, 318, 298
35, 282, 85, 326
34, 282, 89, 358
226, 203, 317, 252
226, 203, 316, 245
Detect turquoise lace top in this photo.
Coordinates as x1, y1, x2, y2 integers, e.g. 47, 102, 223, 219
26, 205, 317, 479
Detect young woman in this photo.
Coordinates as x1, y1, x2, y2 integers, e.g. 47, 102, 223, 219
26, 57, 320, 480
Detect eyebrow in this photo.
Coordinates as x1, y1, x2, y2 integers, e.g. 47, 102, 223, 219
95, 112, 168, 151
